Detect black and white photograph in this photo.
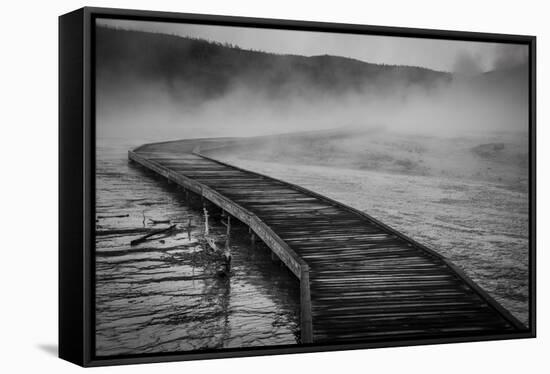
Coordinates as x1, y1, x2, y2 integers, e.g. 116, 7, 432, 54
3, 0, 550, 372
93, 15, 532, 358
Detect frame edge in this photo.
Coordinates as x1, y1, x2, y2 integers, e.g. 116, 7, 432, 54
59, 7, 86, 367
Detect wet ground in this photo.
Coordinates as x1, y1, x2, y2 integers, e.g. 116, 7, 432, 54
95, 142, 300, 356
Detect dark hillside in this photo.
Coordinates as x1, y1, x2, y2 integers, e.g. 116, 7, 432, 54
96, 26, 451, 101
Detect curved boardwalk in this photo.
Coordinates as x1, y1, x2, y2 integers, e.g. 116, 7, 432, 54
129, 139, 525, 344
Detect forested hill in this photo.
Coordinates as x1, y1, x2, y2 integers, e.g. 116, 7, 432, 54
96, 26, 452, 100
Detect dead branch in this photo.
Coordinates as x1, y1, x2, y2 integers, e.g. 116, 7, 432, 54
97, 214, 130, 219
131, 224, 176, 246
96, 228, 153, 236
148, 218, 171, 224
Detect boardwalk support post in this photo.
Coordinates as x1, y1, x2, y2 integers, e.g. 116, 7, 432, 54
250, 232, 256, 247
223, 215, 231, 248
300, 264, 313, 343
203, 207, 209, 235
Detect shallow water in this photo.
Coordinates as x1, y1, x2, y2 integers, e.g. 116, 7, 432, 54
95, 141, 300, 356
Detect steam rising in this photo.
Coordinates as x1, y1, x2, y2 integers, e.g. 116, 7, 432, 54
97, 68, 528, 144
452, 51, 483, 75
492, 44, 529, 70
96, 26, 528, 147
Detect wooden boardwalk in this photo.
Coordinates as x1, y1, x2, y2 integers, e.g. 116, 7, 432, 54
129, 140, 525, 344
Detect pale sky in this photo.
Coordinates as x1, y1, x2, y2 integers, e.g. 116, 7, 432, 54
97, 18, 528, 73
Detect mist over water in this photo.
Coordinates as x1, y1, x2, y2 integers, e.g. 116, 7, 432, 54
98, 69, 528, 153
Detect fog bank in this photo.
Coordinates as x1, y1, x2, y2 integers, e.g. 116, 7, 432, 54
96, 27, 529, 146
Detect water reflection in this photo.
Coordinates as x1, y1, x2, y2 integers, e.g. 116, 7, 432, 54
95, 141, 300, 356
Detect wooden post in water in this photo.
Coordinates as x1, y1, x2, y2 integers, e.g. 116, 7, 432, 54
221, 214, 231, 248
222, 215, 232, 272
187, 218, 192, 240
203, 207, 209, 235
300, 265, 313, 344
250, 232, 256, 248
225, 215, 231, 248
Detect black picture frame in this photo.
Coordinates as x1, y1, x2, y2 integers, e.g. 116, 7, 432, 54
59, 6, 536, 367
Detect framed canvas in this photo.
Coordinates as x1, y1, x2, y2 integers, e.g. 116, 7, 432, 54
59, 6, 536, 367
